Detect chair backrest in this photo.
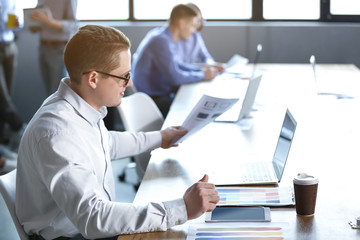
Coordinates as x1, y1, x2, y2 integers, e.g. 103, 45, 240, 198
117, 92, 164, 132
0, 170, 29, 240
117, 92, 165, 180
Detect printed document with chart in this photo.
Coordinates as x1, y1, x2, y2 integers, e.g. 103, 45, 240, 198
173, 94, 238, 145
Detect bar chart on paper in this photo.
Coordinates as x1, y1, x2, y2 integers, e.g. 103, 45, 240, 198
186, 222, 290, 240
216, 187, 294, 207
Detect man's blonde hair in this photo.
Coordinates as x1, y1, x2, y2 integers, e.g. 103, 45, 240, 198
64, 25, 131, 84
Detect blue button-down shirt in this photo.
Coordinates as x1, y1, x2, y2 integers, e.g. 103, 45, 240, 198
177, 32, 215, 65
132, 26, 205, 96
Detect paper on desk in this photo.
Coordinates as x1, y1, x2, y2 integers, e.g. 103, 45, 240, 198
223, 54, 254, 79
226, 54, 249, 69
216, 186, 295, 207
173, 95, 238, 145
186, 222, 291, 240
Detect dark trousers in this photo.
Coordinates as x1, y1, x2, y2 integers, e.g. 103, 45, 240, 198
0, 41, 22, 142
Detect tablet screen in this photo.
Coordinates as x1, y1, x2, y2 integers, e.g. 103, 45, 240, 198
211, 207, 267, 221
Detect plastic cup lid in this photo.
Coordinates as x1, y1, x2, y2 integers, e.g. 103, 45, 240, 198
293, 173, 319, 185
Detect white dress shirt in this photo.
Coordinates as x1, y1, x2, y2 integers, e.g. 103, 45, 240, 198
15, 78, 187, 239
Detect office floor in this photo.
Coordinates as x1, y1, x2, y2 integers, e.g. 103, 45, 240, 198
0, 157, 137, 240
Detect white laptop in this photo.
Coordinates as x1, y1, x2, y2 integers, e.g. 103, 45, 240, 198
215, 109, 297, 185
215, 74, 262, 122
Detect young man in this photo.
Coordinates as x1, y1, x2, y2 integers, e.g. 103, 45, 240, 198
132, 4, 219, 117
177, 3, 224, 71
177, 3, 213, 64
15, 25, 219, 240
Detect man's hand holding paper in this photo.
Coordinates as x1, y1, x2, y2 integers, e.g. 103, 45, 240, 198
172, 95, 239, 145
161, 126, 188, 148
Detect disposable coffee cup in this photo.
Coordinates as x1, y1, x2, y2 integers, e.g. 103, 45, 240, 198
293, 173, 319, 216
6, 13, 17, 29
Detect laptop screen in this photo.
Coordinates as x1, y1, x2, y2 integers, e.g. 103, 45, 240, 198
272, 109, 297, 181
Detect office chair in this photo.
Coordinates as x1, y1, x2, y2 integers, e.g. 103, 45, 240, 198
117, 92, 164, 187
0, 169, 29, 240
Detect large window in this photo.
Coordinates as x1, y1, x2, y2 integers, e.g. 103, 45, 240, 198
21, 0, 360, 22
78, 0, 128, 20
330, 0, 360, 15
263, 0, 320, 20
133, 0, 252, 20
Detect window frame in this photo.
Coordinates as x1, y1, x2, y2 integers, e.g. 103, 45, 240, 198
321, 0, 360, 22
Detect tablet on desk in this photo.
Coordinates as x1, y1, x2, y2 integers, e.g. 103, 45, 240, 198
205, 206, 271, 223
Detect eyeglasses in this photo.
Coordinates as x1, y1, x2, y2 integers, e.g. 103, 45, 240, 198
82, 70, 131, 86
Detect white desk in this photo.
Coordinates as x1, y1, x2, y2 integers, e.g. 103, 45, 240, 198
118, 64, 360, 240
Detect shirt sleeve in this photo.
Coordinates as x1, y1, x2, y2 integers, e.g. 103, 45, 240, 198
163, 199, 188, 227
178, 61, 203, 71
35, 131, 187, 238
108, 131, 162, 160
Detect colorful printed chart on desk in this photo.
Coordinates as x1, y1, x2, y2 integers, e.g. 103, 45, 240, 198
187, 222, 290, 240
216, 187, 294, 207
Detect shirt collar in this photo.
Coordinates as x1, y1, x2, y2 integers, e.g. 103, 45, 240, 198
57, 78, 108, 126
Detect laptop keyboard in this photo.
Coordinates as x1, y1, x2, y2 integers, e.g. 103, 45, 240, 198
242, 162, 273, 182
